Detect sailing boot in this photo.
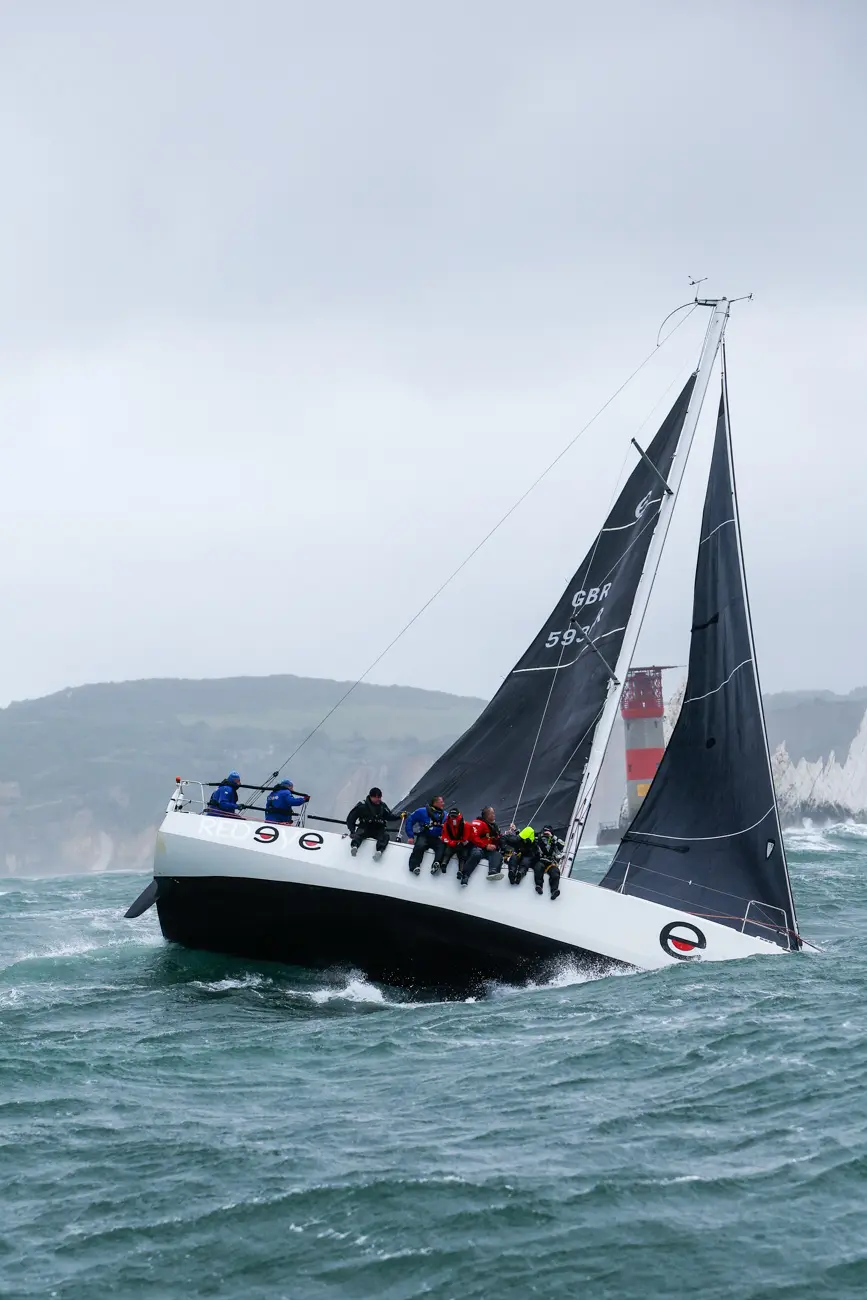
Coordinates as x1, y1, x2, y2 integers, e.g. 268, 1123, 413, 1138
350, 845, 358, 857
373, 850, 383, 862
535, 884, 543, 895
550, 888, 560, 900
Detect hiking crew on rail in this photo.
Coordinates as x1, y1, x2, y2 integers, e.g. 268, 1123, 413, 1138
203, 770, 563, 897
346, 788, 403, 860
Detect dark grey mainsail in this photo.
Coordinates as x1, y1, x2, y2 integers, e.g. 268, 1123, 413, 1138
398, 377, 697, 830
600, 370, 799, 949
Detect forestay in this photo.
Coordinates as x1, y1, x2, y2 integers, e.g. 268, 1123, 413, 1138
600, 374, 800, 950
398, 377, 697, 830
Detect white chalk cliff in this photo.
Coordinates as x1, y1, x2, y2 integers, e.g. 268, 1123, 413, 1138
772, 707, 867, 822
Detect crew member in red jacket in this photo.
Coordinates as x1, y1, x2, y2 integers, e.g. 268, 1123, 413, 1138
434, 806, 469, 876
458, 806, 504, 885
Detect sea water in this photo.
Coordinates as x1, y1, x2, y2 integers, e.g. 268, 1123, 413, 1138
1, 831, 865, 1299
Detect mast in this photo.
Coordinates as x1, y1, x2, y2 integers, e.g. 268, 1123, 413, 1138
562, 297, 731, 867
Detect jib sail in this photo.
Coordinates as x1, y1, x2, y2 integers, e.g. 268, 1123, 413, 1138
600, 368, 799, 949
398, 376, 697, 830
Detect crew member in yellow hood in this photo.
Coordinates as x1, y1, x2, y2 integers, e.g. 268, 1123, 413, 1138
502, 824, 541, 887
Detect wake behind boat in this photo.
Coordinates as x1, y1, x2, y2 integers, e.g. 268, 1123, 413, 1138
127, 295, 803, 985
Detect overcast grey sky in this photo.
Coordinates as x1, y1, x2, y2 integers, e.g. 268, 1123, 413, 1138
1, 0, 865, 707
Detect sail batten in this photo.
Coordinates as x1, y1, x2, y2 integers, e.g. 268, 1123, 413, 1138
396, 376, 698, 828
600, 371, 799, 950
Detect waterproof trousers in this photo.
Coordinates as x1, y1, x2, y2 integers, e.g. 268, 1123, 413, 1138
461, 847, 503, 882
350, 826, 390, 853
533, 862, 561, 895
508, 854, 534, 885
408, 831, 441, 871
434, 842, 467, 873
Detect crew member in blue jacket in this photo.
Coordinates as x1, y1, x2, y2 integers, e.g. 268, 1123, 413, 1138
205, 771, 243, 817
265, 779, 309, 824
406, 795, 446, 875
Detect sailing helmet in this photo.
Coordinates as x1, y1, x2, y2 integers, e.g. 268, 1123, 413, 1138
519, 826, 535, 841
542, 824, 554, 835
448, 806, 461, 817
228, 771, 241, 784
276, 779, 294, 790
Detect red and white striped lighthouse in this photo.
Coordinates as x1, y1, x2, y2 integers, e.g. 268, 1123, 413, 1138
620, 667, 666, 818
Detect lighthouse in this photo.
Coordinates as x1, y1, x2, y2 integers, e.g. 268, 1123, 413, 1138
620, 667, 666, 818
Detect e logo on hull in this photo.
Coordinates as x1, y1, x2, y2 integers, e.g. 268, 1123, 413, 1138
254, 826, 280, 844
660, 921, 706, 960
299, 832, 324, 851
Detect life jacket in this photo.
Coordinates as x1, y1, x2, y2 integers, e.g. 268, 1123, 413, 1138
422, 804, 445, 835
407, 804, 445, 838
207, 781, 239, 814
265, 788, 299, 823
442, 814, 466, 847
503, 827, 540, 862
466, 817, 501, 850
538, 832, 563, 866
350, 797, 393, 828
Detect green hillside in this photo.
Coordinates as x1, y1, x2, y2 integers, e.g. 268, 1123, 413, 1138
0, 676, 485, 876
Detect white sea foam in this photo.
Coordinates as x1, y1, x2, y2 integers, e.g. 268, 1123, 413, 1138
190, 974, 272, 993
488, 958, 633, 999
306, 977, 386, 1005
828, 820, 867, 841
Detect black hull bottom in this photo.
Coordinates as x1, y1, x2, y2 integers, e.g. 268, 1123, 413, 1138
156, 875, 624, 990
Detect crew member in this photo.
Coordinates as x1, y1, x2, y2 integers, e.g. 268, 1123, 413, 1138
265, 779, 310, 825
406, 795, 446, 875
435, 807, 468, 876
535, 824, 564, 900
346, 787, 402, 860
459, 806, 504, 885
205, 771, 243, 818
502, 825, 540, 885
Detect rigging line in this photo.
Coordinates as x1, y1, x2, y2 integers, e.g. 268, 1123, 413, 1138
587, 500, 662, 594
570, 353, 696, 596
508, 431, 636, 821
505, 348, 690, 806
506, 368, 655, 820
509, 631, 573, 824
523, 703, 607, 826
611, 856, 781, 906
260, 302, 701, 782
511, 627, 627, 673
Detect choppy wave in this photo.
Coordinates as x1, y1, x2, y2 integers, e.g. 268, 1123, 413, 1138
2, 847, 867, 1299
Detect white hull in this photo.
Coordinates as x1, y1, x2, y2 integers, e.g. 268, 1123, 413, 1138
148, 811, 788, 984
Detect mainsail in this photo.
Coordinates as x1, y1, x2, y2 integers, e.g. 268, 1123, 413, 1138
398, 377, 697, 829
600, 370, 800, 950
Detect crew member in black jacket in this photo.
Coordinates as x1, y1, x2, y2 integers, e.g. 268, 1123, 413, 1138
346, 787, 402, 860
535, 825, 564, 900
502, 825, 542, 885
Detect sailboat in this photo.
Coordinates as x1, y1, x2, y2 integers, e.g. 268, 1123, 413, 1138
126, 297, 802, 984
